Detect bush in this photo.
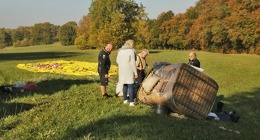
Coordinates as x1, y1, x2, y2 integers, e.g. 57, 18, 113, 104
75, 34, 88, 50
13, 39, 32, 47
230, 49, 238, 54
256, 47, 260, 55
0, 43, 6, 49
59, 21, 77, 46
75, 45, 89, 50
209, 44, 218, 53
13, 41, 21, 47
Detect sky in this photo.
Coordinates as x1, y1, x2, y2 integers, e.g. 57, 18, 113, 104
0, 0, 198, 29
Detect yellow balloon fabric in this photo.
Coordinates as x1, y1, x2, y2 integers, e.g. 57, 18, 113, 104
16, 60, 118, 76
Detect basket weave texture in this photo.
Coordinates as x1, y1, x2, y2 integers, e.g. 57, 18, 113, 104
137, 63, 219, 119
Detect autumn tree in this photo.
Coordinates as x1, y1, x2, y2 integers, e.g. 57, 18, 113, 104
84, 0, 146, 49
75, 16, 90, 49
31, 22, 58, 45
0, 28, 12, 48
150, 11, 174, 49
163, 0, 260, 54
12, 26, 32, 47
160, 13, 193, 50
59, 21, 77, 46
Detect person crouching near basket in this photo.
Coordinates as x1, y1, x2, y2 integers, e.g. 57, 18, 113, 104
116, 40, 138, 106
136, 49, 150, 84
135, 49, 150, 95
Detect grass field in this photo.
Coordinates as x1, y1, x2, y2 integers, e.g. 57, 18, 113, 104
0, 44, 259, 140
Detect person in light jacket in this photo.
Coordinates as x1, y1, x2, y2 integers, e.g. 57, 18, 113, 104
116, 39, 138, 106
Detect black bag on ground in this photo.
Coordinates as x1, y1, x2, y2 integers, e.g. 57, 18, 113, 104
0, 86, 12, 94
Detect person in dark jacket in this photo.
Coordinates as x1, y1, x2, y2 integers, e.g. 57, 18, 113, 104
188, 51, 200, 68
98, 44, 113, 99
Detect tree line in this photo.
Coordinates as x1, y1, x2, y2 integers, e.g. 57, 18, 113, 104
1, 0, 259, 54
0, 21, 77, 48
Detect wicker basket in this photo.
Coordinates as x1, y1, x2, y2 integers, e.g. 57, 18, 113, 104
137, 63, 219, 119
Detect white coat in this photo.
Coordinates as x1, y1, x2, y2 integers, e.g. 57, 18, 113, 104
116, 46, 137, 84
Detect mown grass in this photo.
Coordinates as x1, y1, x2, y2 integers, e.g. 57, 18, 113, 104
0, 44, 259, 140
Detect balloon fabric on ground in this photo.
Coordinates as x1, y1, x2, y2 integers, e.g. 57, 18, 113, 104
16, 60, 118, 76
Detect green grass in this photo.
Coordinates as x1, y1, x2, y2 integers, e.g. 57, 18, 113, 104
0, 44, 259, 140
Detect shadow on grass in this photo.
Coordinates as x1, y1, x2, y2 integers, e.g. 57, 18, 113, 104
64, 114, 184, 139
0, 52, 82, 61
149, 50, 161, 54
36, 78, 97, 95
0, 78, 97, 119
221, 88, 260, 119
0, 102, 35, 118
0, 78, 97, 101
62, 88, 260, 139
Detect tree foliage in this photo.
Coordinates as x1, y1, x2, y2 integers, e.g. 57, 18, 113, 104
75, 16, 90, 49
12, 26, 32, 47
31, 22, 58, 45
59, 21, 77, 46
0, 28, 12, 48
76, 0, 147, 49
1, 0, 259, 54
157, 0, 259, 54
148, 11, 174, 49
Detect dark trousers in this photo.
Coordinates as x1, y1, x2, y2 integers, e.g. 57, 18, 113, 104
123, 84, 134, 102
134, 69, 146, 96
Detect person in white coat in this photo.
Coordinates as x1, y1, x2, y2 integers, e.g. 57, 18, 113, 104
116, 40, 138, 106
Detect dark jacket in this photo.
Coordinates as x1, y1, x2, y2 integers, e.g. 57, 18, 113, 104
98, 48, 111, 75
188, 58, 200, 68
